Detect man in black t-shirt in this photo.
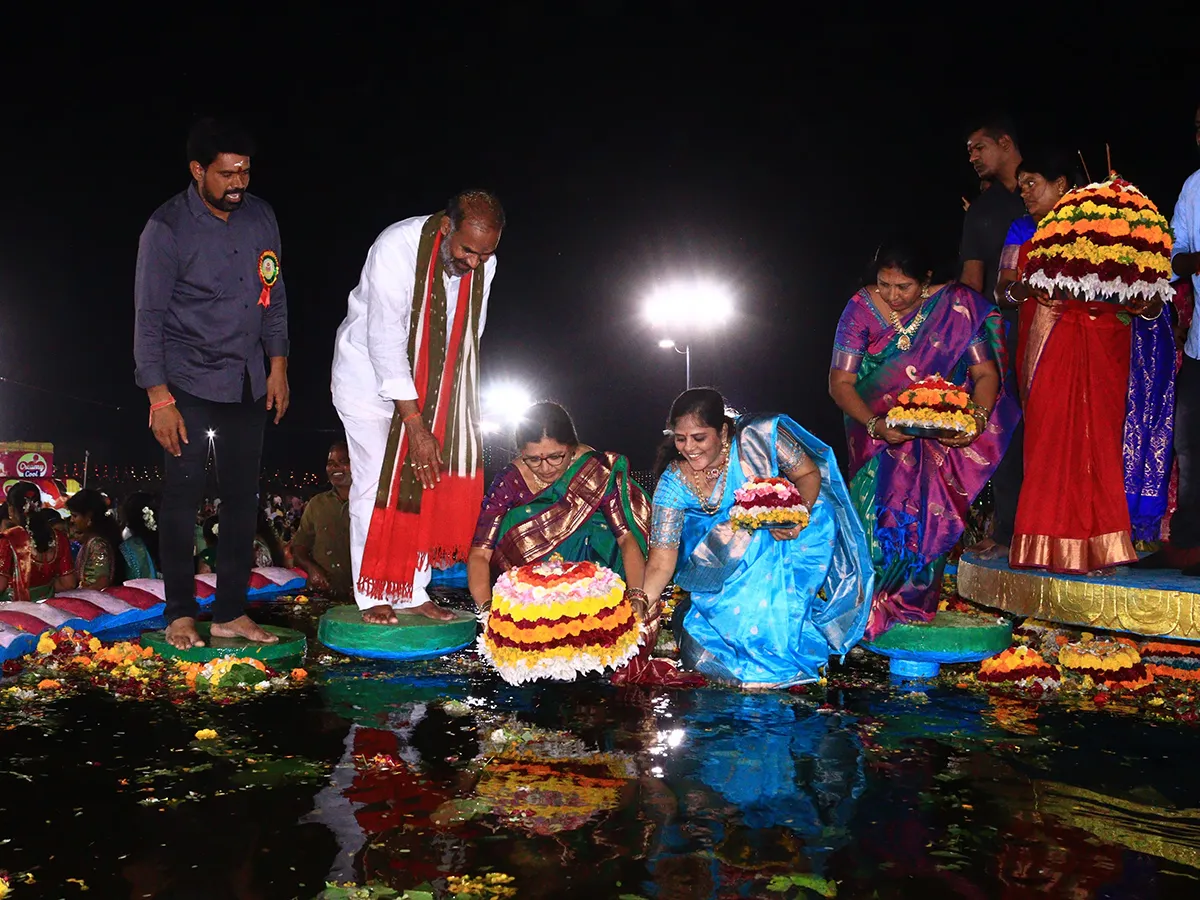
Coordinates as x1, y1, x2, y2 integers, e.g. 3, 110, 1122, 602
959, 115, 1026, 558
959, 116, 1026, 301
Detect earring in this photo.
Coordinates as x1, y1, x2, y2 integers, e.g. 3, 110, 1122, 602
920, 286, 930, 299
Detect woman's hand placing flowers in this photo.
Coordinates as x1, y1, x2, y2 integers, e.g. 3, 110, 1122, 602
867, 415, 911, 446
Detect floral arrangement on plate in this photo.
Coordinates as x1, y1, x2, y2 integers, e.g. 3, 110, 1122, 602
478, 557, 643, 685
1025, 176, 1174, 305
728, 477, 809, 531
885, 375, 978, 439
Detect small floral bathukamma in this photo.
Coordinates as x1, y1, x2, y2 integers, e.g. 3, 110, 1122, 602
1058, 635, 1154, 691
728, 477, 809, 531
886, 375, 978, 436
478, 556, 644, 685
1025, 175, 1174, 304
977, 645, 1062, 691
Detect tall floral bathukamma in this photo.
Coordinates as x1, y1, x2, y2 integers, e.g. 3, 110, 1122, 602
479, 557, 643, 685
1025, 176, 1174, 304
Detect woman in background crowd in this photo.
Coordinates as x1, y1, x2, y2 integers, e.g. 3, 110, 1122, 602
0, 482, 76, 600
66, 489, 124, 590
120, 491, 162, 580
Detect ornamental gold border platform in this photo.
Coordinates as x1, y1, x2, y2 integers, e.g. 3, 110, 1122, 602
957, 552, 1200, 642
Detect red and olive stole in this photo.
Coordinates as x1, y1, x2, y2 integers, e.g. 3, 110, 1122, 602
358, 212, 485, 602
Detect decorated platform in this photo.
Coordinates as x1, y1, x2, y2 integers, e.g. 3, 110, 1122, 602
957, 552, 1200, 642
0, 567, 307, 663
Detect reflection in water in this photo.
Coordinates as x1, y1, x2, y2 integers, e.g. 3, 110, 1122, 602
12, 612, 1200, 898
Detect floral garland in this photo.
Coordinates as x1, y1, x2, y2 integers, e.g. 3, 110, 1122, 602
1025, 176, 1174, 304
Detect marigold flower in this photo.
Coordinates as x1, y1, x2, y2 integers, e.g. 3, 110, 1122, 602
194, 728, 218, 740
37, 679, 62, 690
290, 668, 308, 680
87, 638, 102, 652
36, 633, 57, 655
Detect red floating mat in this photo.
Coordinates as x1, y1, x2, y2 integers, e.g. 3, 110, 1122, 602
103, 585, 164, 611
44, 597, 105, 620
0, 611, 55, 634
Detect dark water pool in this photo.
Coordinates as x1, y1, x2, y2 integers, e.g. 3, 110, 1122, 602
3, 596, 1200, 900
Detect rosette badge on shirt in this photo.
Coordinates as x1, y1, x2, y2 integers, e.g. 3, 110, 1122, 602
257, 249, 280, 308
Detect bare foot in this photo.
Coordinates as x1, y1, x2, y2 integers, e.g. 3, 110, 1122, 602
968, 538, 997, 555
977, 542, 1010, 561
210, 615, 279, 643
361, 604, 399, 625
396, 600, 456, 622
165, 617, 205, 650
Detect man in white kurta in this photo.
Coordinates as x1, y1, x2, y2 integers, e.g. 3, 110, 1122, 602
332, 192, 501, 622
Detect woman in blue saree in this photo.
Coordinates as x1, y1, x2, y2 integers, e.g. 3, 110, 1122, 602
629, 389, 873, 689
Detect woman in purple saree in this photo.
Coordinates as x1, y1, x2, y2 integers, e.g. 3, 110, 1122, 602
829, 243, 1020, 638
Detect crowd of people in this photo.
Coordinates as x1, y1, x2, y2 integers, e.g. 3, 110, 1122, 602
451, 106, 1200, 689
0, 443, 354, 605
12, 105, 1187, 685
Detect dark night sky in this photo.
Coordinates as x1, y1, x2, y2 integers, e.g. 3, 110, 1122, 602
2, 6, 1197, 474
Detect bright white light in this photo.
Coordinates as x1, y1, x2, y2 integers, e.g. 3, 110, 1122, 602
483, 383, 533, 427
644, 279, 733, 329
666, 728, 685, 748
658, 338, 676, 349
205, 429, 217, 440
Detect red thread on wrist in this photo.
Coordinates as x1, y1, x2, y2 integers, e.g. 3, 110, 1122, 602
148, 396, 175, 427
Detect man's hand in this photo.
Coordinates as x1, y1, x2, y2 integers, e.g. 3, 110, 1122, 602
406, 425, 443, 490
266, 358, 289, 424
151, 405, 189, 457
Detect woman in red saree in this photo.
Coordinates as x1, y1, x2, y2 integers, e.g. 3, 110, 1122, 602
1008, 176, 1174, 573
0, 483, 76, 602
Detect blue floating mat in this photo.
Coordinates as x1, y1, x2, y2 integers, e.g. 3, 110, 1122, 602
429, 562, 469, 589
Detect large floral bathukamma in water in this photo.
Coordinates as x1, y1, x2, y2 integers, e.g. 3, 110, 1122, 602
479, 557, 644, 685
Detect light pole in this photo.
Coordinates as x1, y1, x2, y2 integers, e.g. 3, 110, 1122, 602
644, 279, 733, 392
657, 338, 691, 389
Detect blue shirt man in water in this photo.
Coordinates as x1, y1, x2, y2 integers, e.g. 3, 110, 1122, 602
133, 118, 290, 649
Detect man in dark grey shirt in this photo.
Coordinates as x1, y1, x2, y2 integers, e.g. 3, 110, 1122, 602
134, 118, 290, 650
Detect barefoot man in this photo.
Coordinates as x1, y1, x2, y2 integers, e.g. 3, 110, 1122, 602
332, 191, 503, 623
134, 118, 290, 649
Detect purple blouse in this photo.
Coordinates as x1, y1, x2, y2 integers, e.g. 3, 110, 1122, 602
831, 288, 992, 374
471, 462, 630, 551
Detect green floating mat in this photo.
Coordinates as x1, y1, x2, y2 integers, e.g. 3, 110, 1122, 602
317, 604, 478, 660
864, 611, 1012, 679
141, 623, 307, 664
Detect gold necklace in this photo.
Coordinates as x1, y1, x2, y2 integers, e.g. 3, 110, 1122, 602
889, 306, 927, 351
680, 454, 728, 514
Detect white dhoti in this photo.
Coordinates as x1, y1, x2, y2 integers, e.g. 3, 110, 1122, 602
336, 401, 431, 611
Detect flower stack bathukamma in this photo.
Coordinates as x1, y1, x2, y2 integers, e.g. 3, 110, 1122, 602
1025, 176, 1174, 304
479, 557, 643, 685
1058, 636, 1153, 691
729, 477, 809, 531
885, 375, 977, 438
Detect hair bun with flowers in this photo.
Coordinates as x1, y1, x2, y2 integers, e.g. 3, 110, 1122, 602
1024, 175, 1174, 305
